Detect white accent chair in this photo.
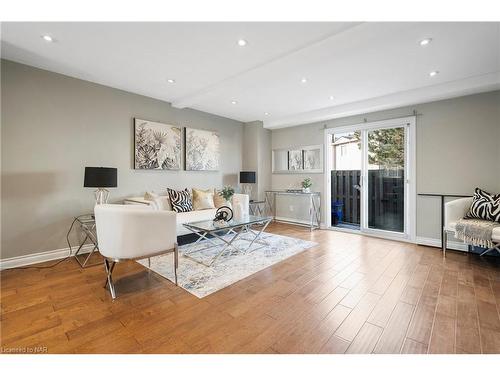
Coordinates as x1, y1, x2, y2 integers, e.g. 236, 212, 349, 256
444, 197, 500, 256
94, 204, 178, 299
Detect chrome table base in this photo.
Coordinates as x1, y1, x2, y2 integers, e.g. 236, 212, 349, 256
183, 219, 272, 267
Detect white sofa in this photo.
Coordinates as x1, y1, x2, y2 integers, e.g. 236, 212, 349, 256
124, 193, 249, 236
444, 197, 500, 256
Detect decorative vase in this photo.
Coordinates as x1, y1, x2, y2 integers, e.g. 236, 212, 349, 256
233, 202, 243, 221
233, 201, 249, 221
303, 187, 311, 193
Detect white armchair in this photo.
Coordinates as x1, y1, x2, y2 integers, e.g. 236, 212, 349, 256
443, 198, 472, 256
94, 204, 178, 299
444, 197, 500, 256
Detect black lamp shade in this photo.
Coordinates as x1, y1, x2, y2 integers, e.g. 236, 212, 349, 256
84, 167, 117, 188
240, 171, 256, 184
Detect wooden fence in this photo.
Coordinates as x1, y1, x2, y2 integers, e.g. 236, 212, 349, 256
331, 169, 404, 232
331, 170, 361, 225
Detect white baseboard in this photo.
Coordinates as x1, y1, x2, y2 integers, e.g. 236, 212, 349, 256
274, 216, 316, 226
416, 236, 468, 252
0, 244, 95, 271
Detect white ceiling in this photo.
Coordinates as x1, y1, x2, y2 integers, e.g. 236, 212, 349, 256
2, 22, 499, 128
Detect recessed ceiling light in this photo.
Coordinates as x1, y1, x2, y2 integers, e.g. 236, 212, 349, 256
419, 38, 432, 46
231, 100, 238, 105
264, 112, 269, 116
429, 70, 439, 77
237, 39, 247, 47
167, 78, 175, 83
42, 35, 53, 42
301, 78, 307, 83
329, 96, 334, 100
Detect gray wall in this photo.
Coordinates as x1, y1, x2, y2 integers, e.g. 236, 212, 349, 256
271, 90, 500, 240
271, 126, 325, 223
1, 60, 244, 259
2, 58, 499, 259
242, 121, 271, 201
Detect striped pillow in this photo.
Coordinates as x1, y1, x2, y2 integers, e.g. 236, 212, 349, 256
465, 188, 500, 223
167, 188, 193, 213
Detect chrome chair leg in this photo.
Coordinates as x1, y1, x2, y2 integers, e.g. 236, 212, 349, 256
174, 243, 179, 285
103, 261, 116, 287
442, 229, 447, 257
103, 258, 117, 299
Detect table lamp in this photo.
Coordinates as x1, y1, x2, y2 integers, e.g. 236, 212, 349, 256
84, 167, 117, 205
240, 171, 256, 201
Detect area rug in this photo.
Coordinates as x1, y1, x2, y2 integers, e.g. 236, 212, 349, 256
137, 232, 317, 298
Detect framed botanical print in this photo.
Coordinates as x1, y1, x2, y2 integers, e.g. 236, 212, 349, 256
288, 149, 303, 171
134, 118, 182, 170
303, 148, 321, 170
185, 128, 220, 171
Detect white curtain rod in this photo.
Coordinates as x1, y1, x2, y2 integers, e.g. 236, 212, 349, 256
322, 110, 422, 130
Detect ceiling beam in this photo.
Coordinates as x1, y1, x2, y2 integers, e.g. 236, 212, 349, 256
170, 22, 363, 109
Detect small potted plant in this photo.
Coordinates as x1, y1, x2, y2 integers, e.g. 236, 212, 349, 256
301, 178, 312, 193
219, 186, 235, 204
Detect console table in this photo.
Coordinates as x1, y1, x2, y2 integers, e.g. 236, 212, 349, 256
265, 190, 321, 231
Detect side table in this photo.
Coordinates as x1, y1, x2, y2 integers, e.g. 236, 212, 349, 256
249, 200, 267, 216
66, 214, 100, 268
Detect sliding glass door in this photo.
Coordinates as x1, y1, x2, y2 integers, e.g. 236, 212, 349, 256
366, 127, 405, 233
330, 131, 362, 230
326, 117, 415, 241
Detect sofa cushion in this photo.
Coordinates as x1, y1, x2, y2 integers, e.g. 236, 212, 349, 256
168, 188, 193, 213
465, 188, 500, 223
152, 196, 172, 211
192, 188, 215, 210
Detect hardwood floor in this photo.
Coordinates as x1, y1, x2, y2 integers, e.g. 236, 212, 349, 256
1, 222, 499, 354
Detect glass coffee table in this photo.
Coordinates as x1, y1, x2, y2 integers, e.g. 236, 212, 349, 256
182, 215, 273, 266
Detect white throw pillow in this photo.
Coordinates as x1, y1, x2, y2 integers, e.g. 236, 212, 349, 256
153, 196, 173, 211
145, 191, 172, 210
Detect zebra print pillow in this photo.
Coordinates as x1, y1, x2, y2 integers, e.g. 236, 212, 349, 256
167, 188, 193, 213
465, 188, 500, 223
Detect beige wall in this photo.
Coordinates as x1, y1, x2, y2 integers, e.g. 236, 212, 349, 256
271, 90, 500, 240
1, 60, 244, 259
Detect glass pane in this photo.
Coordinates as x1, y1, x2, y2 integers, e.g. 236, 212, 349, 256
330, 131, 361, 230
367, 127, 405, 232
